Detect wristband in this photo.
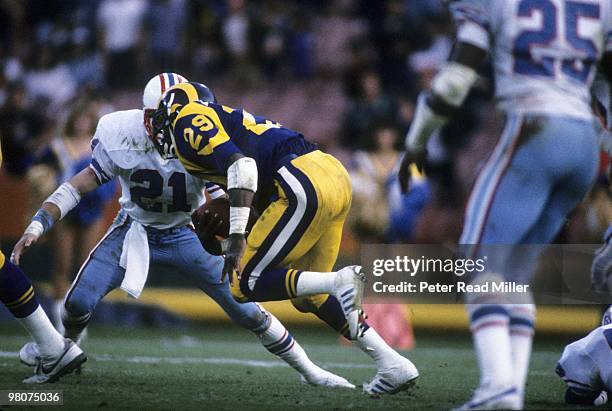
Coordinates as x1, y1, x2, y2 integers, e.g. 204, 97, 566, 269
24, 220, 44, 239
229, 206, 250, 235
32, 209, 55, 234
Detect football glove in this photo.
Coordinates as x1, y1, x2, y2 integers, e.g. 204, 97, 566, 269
398, 150, 427, 194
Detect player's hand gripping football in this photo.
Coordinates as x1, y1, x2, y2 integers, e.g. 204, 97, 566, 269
222, 233, 246, 283
193, 209, 224, 237
11, 233, 40, 265
398, 149, 427, 194
192, 209, 225, 255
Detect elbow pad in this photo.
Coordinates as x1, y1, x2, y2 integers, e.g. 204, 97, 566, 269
227, 157, 258, 192
431, 62, 478, 107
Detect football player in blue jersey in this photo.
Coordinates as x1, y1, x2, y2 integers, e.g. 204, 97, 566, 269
0, 140, 86, 383
398, 0, 611, 409
152, 82, 419, 395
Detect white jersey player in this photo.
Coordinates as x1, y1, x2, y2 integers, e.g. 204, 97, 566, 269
12, 73, 355, 389
461, 0, 611, 119
398, 0, 611, 409
89, 108, 217, 229
556, 308, 612, 406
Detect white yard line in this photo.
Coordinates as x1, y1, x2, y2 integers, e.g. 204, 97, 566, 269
0, 351, 375, 370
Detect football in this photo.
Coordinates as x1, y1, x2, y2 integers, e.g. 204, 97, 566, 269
192, 196, 259, 241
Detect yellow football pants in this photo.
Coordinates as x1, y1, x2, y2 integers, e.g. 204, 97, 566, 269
231, 150, 352, 312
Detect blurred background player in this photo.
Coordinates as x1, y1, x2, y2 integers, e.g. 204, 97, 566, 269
555, 306, 611, 407
12, 73, 354, 389
398, 0, 612, 409
0, 138, 85, 383
29, 105, 115, 329
155, 81, 419, 395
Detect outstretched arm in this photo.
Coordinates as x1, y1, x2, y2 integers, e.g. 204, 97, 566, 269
11, 167, 101, 265
398, 42, 487, 193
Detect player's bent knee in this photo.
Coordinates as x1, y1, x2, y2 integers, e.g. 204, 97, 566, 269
229, 303, 267, 331
63, 293, 93, 319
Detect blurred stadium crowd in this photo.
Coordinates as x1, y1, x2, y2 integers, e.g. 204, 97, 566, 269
0, 0, 608, 263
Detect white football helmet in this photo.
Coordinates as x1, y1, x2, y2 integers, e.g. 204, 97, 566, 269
143, 72, 188, 137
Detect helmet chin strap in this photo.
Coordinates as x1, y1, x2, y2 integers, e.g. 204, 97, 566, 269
156, 132, 176, 159
153, 126, 178, 160
166, 127, 179, 159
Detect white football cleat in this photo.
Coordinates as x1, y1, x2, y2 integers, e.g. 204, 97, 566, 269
454, 386, 521, 410
20, 328, 87, 368
363, 356, 419, 396
300, 367, 356, 389
22, 339, 86, 384
331, 265, 366, 340
19, 342, 39, 367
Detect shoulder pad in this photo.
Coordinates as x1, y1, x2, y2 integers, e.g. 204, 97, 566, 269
94, 109, 152, 169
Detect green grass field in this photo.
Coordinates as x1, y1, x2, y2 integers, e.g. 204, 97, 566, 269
0, 324, 605, 410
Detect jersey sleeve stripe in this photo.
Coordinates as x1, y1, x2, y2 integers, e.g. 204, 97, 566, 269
450, 4, 490, 29
91, 138, 100, 151
205, 182, 222, 191
205, 183, 225, 199
90, 159, 111, 184
88, 165, 105, 185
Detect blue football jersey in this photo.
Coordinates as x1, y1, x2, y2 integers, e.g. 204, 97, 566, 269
170, 101, 317, 188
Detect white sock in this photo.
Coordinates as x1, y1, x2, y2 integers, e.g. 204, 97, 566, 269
296, 271, 335, 296
257, 312, 320, 378
18, 306, 65, 357
508, 303, 535, 404
355, 327, 402, 369
468, 304, 514, 390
